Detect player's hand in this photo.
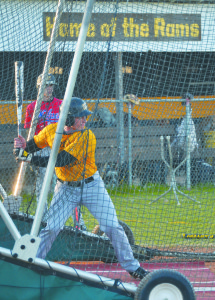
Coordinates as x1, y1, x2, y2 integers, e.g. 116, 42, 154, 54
13, 148, 32, 163
14, 135, 26, 149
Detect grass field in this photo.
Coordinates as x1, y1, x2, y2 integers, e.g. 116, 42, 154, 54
77, 183, 215, 249
20, 183, 215, 251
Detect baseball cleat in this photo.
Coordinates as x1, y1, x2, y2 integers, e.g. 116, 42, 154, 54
80, 224, 88, 231
129, 267, 150, 280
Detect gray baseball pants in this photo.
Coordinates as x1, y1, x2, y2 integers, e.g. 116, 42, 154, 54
36, 171, 140, 272
35, 147, 83, 225
35, 147, 56, 214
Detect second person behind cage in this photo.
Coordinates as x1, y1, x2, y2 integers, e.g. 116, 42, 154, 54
24, 73, 62, 213
14, 97, 150, 280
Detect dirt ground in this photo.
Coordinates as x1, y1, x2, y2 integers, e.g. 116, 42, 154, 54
148, 245, 215, 274
206, 261, 215, 273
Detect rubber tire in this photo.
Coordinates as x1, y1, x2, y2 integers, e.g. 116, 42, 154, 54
92, 220, 135, 245
134, 269, 196, 300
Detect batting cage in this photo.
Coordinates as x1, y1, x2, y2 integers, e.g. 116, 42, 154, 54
1, 0, 215, 299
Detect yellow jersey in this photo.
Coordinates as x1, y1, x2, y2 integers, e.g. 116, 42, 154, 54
34, 123, 97, 181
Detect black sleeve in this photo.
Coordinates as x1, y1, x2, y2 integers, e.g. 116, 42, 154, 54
55, 151, 77, 167
25, 139, 41, 153
31, 156, 49, 167
31, 150, 77, 168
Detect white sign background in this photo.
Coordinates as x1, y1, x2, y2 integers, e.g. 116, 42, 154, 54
0, 0, 214, 52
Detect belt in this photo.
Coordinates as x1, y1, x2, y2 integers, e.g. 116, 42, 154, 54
57, 176, 94, 187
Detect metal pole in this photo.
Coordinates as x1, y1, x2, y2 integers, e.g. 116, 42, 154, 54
31, 0, 96, 237
115, 53, 124, 165
14, 0, 65, 196
150, 136, 199, 205
0, 247, 137, 295
0, 184, 8, 199
0, 201, 21, 241
186, 99, 191, 190
128, 102, 132, 186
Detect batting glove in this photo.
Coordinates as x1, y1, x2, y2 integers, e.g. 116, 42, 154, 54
13, 148, 32, 163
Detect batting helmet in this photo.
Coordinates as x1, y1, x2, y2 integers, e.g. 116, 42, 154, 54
36, 73, 56, 89
63, 97, 92, 126
124, 94, 140, 105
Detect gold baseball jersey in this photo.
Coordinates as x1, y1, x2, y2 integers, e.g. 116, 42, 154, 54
34, 123, 97, 181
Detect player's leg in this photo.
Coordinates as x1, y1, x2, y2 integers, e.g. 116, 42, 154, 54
36, 166, 48, 212
37, 181, 78, 259
82, 171, 140, 272
35, 147, 52, 213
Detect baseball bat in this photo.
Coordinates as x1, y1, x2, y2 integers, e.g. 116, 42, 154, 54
14, 62, 24, 196
182, 233, 215, 239
15, 61, 24, 136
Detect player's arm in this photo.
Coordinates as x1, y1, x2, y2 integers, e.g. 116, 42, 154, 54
14, 135, 41, 153
14, 126, 77, 166
14, 145, 77, 167
13, 135, 41, 163
31, 151, 77, 167
14, 123, 51, 153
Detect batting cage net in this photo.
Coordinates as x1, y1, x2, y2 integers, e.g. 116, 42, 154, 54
0, 0, 215, 299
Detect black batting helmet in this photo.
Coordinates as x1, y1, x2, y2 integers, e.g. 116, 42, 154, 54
63, 97, 92, 126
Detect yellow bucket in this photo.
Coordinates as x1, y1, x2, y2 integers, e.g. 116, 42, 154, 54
204, 131, 215, 164
204, 131, 215, 148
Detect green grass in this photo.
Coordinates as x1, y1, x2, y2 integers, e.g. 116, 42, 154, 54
113, 183, 215, 247
19, 183, 215, 249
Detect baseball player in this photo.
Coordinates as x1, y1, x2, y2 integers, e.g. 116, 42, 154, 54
14, 97, 149, 280
24, 73, 62, 212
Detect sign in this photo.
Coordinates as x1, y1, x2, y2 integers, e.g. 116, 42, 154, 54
43, 13, 201, 42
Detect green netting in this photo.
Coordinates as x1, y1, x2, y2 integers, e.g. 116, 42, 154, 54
0, 214, 152, 262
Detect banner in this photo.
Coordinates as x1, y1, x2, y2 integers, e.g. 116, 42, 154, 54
43, 13, 201, 42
